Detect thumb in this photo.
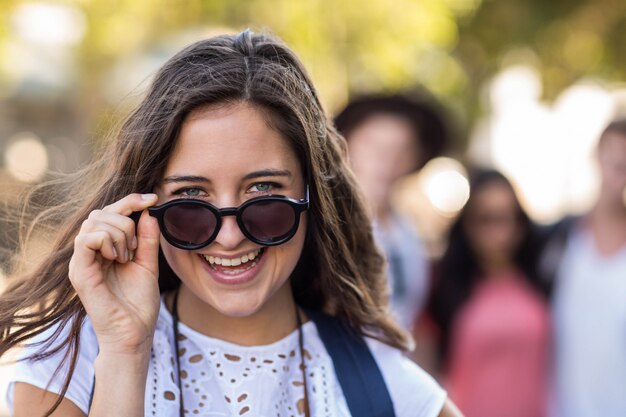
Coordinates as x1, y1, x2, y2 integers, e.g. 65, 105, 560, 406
133, 210, 160, 276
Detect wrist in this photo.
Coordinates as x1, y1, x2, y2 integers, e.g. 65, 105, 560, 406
90, 351, 150, 417
96, 330, 155, 358
95, 349, 151, 376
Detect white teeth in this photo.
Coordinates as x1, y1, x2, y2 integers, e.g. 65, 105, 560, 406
203, 249, 261, 267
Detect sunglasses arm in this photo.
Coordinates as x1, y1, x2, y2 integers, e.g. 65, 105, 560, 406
302, 185, 310, 209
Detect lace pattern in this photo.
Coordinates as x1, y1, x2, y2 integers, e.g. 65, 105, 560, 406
145, 308, 348, 416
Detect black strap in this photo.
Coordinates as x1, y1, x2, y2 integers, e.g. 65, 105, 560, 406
306, 309, 396, 417
88, 343, 98, 411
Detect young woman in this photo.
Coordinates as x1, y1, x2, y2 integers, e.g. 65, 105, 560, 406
429, 168, 550, 417
0, 31, 461, 417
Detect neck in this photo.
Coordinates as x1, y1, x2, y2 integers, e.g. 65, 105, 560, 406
169, 284, 299, 346
480, 258, 516, 277
592, 196, 626, 222
373, 201, 393, 225
587, 202, 626, 254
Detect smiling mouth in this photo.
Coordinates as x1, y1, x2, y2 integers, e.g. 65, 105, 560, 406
200, 248, 264, 275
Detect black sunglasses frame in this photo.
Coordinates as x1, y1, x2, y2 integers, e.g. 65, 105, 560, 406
147, 186, 310, 250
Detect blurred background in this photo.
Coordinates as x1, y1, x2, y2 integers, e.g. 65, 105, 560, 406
1, 0, 626, 416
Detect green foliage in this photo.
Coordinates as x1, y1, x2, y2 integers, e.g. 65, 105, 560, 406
1, 0, 625, 149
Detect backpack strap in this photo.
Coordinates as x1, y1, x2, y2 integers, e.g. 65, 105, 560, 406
305, 309, 396, 417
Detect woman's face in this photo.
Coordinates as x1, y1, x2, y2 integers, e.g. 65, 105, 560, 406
598, 132, 626, 206
155, 102, 307, 318
347, 114, 420, 207
463, 181, 523, 269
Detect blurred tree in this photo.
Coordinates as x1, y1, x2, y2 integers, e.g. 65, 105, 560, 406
0, 0, 472, 146
456, 0, 626, 121
0, 0, 625, 149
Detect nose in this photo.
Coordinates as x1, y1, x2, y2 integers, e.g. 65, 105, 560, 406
213, 214, 246, 250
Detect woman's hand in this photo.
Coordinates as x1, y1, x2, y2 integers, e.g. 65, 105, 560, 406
68, 193, 161, 356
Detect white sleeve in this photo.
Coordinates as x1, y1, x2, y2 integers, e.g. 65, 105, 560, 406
5, 318, 98, 416
367, 338, 446, 417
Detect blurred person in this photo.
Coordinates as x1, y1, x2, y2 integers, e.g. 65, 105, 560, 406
539, 119, 626, 417
429, 168, 551, 417
0, 31, 463, 417
334, 94, 449, 332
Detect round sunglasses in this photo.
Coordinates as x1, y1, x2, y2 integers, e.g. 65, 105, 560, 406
146, 186, 309, 250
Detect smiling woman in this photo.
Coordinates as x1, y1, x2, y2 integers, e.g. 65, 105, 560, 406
0, 31, 462, 417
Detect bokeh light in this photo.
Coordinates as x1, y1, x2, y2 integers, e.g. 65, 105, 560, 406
4, 133, 49, 183
470, 64, 617, 222
420, 157, 470, 216
489, 65, 542, 107
11, 2, 86, 46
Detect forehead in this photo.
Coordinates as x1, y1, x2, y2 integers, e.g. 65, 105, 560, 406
470, 181, 516, 211
164, 103, 301, 179
348, 114, 416, 148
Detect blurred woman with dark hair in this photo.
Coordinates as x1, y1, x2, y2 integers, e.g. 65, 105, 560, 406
429, 168, 550, 417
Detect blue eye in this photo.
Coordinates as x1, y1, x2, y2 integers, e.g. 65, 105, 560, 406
173, 187, 204, 197
185, 188, 201, 196
249, 182, 279, 193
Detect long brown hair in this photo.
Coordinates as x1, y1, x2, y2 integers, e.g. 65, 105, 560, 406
0, 30, 409, 415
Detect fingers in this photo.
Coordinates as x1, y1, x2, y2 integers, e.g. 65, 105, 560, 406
82, 218, 134, 262
70, 193, 159, 273
91, 193, 158, 251
69, 230, 119, 287
75, 230, 119, 262
102, 193, 158, 217
133, 210, 161, 276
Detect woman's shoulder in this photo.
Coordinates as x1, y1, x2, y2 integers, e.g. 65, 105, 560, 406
304, 310, 446, 417
7, 299, 173, 415
6, 315, 99, 415
12, 314, 99, 372
364, 337, 447, 417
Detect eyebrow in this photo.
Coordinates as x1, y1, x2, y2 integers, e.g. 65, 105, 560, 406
160, 169, 292, 185
242, 169, 292, 180
161, 175, 209, 185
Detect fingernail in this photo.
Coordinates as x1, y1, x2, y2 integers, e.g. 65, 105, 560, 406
131, 236, 138, 250
141, 193, 157, 201
112, 247, 118, 258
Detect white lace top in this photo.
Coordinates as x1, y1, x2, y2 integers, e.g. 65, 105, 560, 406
6, 298, 446, 416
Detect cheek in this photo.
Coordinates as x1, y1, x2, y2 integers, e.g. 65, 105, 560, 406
274, 216, 307, 275
159, 238, 192, 277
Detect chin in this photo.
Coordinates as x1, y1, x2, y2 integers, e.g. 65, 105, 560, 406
207, 294, 265, 318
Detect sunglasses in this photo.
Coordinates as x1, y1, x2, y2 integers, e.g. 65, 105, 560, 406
145, 186, 309, 250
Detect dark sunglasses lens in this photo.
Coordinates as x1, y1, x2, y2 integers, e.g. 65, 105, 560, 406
241, 200, 296, 243
163, 204, 217, 246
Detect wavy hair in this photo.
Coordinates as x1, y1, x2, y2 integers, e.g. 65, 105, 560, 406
0, 31, 408, 415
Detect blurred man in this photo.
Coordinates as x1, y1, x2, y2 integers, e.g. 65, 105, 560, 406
541, 119, 626, 417
335, 93, 449, 332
